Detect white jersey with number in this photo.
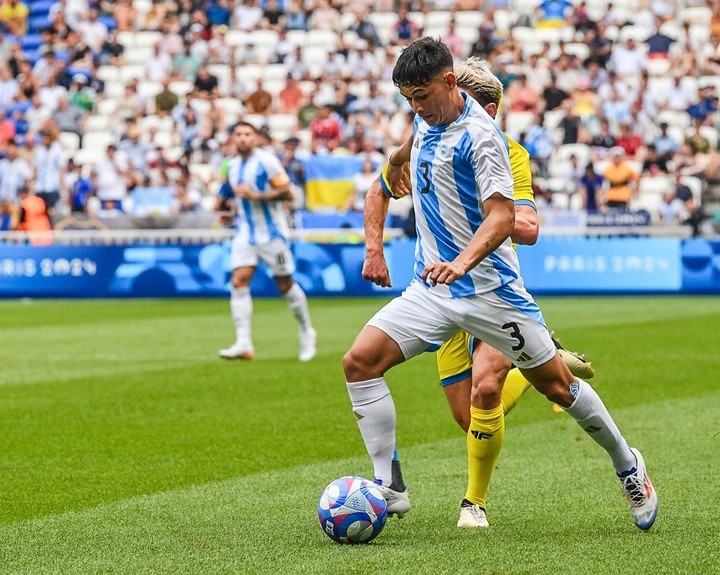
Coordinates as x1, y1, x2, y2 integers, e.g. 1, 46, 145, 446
409, 94, 520, 298
226, 148, 291, 246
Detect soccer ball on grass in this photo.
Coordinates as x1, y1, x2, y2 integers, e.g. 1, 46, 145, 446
317, 476, 387, 544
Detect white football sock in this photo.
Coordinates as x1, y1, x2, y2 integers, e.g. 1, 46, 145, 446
563, 379, 637, 473
284, 283, 312, 330
230, 286, 252, 346
346, 377, 396, 486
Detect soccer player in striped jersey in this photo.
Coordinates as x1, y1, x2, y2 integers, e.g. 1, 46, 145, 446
216, 121, 317, 362
344, 37, 657, 531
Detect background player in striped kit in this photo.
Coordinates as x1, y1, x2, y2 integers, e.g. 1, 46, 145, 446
216, 121, 316, 362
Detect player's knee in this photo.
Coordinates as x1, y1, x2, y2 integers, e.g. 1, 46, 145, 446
342, 348, 372, 381
470, 375, 503, 409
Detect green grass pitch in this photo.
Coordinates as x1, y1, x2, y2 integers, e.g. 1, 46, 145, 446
0, 296, 718, 574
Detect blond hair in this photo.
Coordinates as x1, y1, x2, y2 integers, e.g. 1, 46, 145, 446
454, 57, 504, 107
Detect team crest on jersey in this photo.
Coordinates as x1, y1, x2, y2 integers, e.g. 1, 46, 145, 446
440, 143, 449, 156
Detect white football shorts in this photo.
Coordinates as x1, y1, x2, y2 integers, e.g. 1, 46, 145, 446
366, 280, 556, 369
230, 235, 296, 277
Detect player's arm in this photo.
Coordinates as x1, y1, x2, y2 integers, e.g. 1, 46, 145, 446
234, 173, 292, 202
423, 193, 514, 286
511, 204, 538, 245
383, 136, 413, 197
362, 176, 392, 288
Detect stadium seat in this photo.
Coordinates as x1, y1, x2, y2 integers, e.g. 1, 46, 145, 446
699, 126, 719, 150
555, 143, 592, 165
95, 98, 119, 117
503, 111, 535, 137
646, 58, 672, 77
425, 11, 452, 29
680, 5, 712, 25
82, 131, 115, 152
134, 30, 162, 48
305, 29, 338, 48
119, 64, 146, 83
84, 115, 112, 132
96, 65, 121, 83
59, 132, 80, 155
74, 147, 106, 166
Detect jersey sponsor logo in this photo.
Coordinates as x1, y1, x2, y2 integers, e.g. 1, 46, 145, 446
470, 430, 494, 440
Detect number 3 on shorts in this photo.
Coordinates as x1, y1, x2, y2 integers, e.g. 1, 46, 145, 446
502, 321, 525, 351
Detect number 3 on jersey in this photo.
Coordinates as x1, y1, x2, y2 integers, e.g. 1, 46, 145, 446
418, 161, 431, 194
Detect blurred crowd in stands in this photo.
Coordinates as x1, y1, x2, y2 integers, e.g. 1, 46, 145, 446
2, 0, 720, 237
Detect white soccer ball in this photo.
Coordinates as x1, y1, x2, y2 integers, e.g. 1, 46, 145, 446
317, 476, 388, 544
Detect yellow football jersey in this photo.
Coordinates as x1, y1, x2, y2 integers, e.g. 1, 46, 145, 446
436, 134, 535, 385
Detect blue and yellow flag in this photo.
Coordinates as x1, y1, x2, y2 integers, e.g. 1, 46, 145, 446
305, 155, 364, 211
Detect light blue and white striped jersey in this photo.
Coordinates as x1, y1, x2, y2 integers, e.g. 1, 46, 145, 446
225, 148, 291, 245
409, 94, 519, 298
33, 142, 64, 194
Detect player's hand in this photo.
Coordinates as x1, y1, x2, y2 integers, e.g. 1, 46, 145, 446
385, 163, 412, 197
234, 184, 260, 200
421, 261, 466, 286
362, 252, 392, 287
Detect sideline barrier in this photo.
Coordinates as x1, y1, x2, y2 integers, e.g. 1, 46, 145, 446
0, 235, 717, 298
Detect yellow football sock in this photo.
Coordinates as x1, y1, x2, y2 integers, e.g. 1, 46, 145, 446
500, 368, 532, 415
464, 404, 505, 508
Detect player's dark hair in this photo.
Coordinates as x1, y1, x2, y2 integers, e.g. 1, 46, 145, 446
392, 37, 453, 88
229, 121, 258, 135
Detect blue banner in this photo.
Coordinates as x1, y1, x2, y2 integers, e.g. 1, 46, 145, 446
0, 237, 713, 298
516, 237, 682, 293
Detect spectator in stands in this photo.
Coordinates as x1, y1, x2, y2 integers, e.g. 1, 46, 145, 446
571, 1, 597, 37
154, 79, 179, 116
535, 0, 574, 28
66, 29, 95, 71
238, 38, 263, 65
0, 0, 29, 36
53, 94, 87, 145
470, 22, 499, 60
603, 149, 639, 210
32, 47, 61, 86
297, 90, 320, 128
261, 0, 284, 31
206, 24, 233, 65
658, 189, 684, 224
506, 73, 539, 113
685, 120, 712, 155
579, 161, 604, 212
243, 78, 273, 115
615, 122, 644, 158
92, 144, 130, 210
642, 143, 669, 175
284, 0, 307, 31
279, 136, 306, 203
104, 0, 136, 32
284, 44, 311, 80
352, 6, 383, 48
493, 54, 517, 89
562, 152, 585, 197
270, 27, 296, 65
173, 37, 203, 81
662, 75, 697, 112
687, 85, 718, 123
0, 64, 18, 108
65, 159, 94, 214
278, 74, 305, 114
347, 39, 380, 81
541, 72, 568, 111
206, 0, 232, 27
522, 111, 553, 177
310, 104, 342, 153
645, 16, 674, 60
233, 0, 263, 31
38, 73, 67, 115
97, 29, 125, 67
145, 41, 174, 83
48, 11, 71, 43
673, 170, 704, 237
77, 8, 108, 54
156, 19, 183, 57
13, 185, 53, 244
390, 4, 420, 47
602, 86, 632, 132
443, 19, 466, 62
652, 122, 679, 161
25, 94, 50, 133
118, 79, 146, 120
0, 140, 32, 212
33, 125, 65, 214
610, 38, 647, 78
343, 155, 379, 213
118, 121, 155, 174
192, 65, 220, 100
